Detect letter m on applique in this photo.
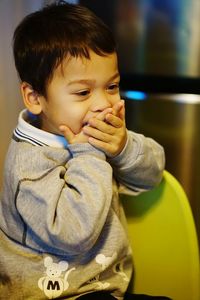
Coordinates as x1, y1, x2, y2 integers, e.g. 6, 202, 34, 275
47, 280, 60, 290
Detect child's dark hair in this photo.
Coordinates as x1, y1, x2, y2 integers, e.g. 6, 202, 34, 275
13, 1, 116, 96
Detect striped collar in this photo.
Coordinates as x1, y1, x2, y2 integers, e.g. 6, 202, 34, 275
13, 109, 68, 149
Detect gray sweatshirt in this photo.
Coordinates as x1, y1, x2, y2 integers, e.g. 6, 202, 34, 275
0, 110, 165, 299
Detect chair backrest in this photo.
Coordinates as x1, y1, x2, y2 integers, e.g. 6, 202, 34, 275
121, 170, 200, 300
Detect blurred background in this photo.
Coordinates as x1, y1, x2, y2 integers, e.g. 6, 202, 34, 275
0, 0, 200, 245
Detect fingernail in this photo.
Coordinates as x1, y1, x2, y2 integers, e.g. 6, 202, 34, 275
59, 125, 66, 132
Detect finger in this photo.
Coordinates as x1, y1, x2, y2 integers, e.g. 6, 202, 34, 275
105, 113, 123, 128
59, 125, 75, 142
112, 100, 124, 117
95, 107, 113, 121
88, 117, 116, 134
83, 125, 112, 142
88, 137, 111, 154
118, 101, 125, 120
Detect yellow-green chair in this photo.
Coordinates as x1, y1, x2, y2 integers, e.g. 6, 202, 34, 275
121, 170, 200, 300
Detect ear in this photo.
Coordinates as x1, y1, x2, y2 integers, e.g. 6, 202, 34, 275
44, 256, 53, 267
20, 82, 43, 115
58, 261, 68, 271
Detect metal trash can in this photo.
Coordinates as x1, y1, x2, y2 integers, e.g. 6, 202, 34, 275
123, 92, 200, 244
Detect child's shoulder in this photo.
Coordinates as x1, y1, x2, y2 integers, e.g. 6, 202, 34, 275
5, 139, 69, 179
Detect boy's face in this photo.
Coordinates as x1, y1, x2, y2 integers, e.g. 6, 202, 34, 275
37, 50, 121, 136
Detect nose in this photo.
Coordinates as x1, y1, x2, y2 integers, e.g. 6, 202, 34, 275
91, 91, 112, 112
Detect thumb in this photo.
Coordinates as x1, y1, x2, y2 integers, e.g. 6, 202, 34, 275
59, 125, 75, 143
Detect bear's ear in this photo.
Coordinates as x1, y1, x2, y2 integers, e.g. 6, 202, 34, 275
44, 256, 53, 267
58, 261, 68, 271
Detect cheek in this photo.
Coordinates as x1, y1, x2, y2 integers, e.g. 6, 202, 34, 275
110, 94, 121, 105
62, 107, 87, 133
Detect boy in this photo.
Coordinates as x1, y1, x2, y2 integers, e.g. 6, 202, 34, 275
0, 2, 167, 299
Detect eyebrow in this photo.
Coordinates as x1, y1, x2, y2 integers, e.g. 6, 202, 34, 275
67, 72, 120, 86
109, 72, 120, 81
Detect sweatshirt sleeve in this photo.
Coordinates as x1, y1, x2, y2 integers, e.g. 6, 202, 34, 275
15, 143, 113, 255
108, 130, 165, 193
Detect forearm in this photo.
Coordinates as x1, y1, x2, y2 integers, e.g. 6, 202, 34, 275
108, 130, 165, 192
16, 144, 113, 254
